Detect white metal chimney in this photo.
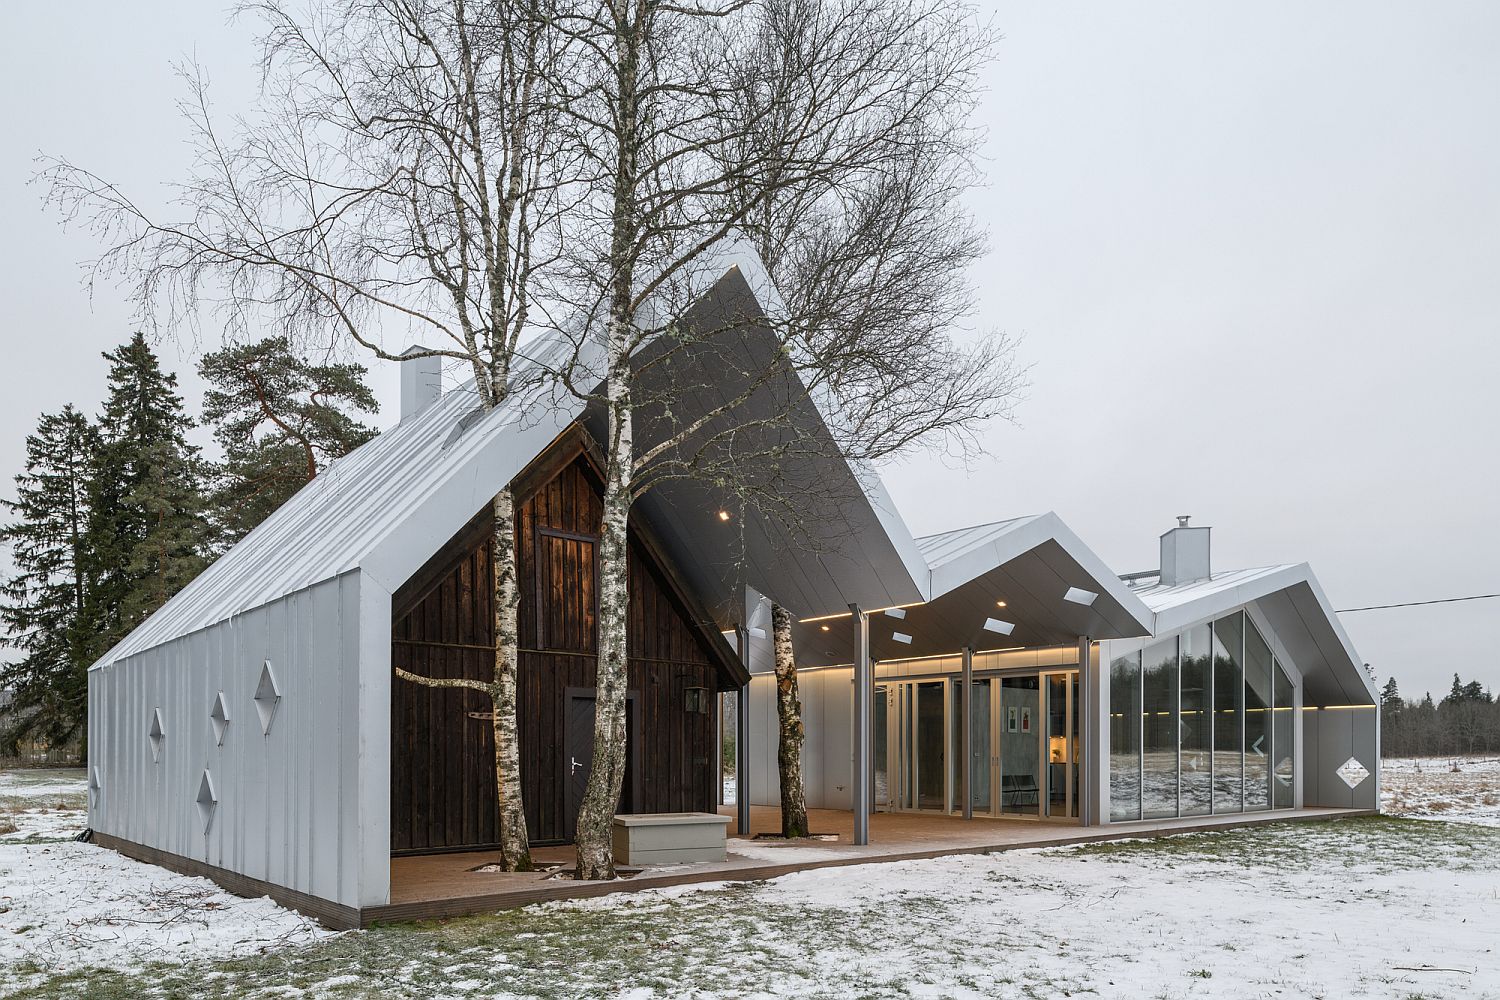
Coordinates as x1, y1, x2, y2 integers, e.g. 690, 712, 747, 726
399, 345, 442, 421
1159, 515, 1211, 587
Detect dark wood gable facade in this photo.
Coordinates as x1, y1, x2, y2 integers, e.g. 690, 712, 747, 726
390, 432, 741, 853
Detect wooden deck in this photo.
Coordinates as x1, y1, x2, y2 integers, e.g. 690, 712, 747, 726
368, 803, 1373, 927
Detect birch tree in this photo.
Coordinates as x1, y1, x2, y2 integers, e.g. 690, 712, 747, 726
769, 602, 807, 838
40, 0, 576, 871
543, 0, 1012, 878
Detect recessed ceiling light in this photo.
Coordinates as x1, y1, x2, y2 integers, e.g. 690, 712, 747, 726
820, 625, 830, 632
983, 618, 1015, 636
892, 631, 913, 644
717, 510, 730, 522
996, 600, 1007, 608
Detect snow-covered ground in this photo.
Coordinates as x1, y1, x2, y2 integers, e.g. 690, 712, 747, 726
0, 768, 332, 993
3, 760, 1498, 998
1381, 755, 1500, 826
0, 767, 88, 843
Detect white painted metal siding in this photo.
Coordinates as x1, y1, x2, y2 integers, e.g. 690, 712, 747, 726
87, 571, 391, 908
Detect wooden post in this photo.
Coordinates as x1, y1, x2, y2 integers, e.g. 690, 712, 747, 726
961, 645, 973, 820
735, 624, 751, 836
851, 605, 871, 846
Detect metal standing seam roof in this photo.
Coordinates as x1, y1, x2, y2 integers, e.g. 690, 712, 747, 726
1123, 563, 1376, 706
88, 244, 929, 670
1129, 565, 1295, 614
93, 331, 594, 668
912, 516, 1038, 571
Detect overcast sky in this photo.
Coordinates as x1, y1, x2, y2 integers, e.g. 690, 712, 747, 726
2, 2, 1496, 699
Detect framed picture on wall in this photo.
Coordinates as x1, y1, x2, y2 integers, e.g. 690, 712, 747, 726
1007, 706, 1018, 733
1021, 707, 1032, 734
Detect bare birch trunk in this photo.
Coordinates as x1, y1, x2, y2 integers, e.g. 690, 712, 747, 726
574, 379, 633, 879
490, 484, 532, 870
771, 603, 809, 838
572, 2, 641, 881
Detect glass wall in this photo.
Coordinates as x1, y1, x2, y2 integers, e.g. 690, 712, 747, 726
1107, 608, 1299, 821
1243, 620, 1274, 811
1179, 624, 1213, 815
1272, 661, 1295, 808
1109, 651, 1141, 821
999, 676, 1041, 816
1212, 613, 1244, 814
915, 681, 946, 810
1141, 638, 1178, 819
953, 678, 995, 814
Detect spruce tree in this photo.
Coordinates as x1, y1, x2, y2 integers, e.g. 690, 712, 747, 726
0, 406, 100, 752
198, 336, 376, 545
84, 333, 211, 653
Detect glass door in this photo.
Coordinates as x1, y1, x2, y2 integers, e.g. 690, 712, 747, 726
1044, 673, 1077, 818
874, 685, 890, 809
998, 676, 1041, 817
970, 678, 992, 814
879, 679, 951, 813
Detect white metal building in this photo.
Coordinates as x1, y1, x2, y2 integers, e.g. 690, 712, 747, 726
85, 254, 1378, 927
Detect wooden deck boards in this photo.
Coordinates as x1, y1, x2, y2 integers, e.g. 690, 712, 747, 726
369, 804, 1373, 926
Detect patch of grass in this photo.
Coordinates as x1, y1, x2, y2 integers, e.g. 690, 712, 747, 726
9, 813, 1490, 999
4, 871, 1087, 1000
1070, 815, 1500, 874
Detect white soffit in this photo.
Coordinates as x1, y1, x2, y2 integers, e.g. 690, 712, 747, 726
1140, 563, 1375, 707
916, 512, 1155, 639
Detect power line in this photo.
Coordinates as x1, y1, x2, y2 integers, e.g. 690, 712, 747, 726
1336, 593, 1500, 614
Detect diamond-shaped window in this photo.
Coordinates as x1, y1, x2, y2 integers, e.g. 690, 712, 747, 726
196, 769, 218, 834
253, 661, 281, 735
1336, 756, 1370, 790
148, 708, 165, 763
210, 691, 230, 747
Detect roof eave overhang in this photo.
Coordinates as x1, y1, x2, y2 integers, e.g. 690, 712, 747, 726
1149, 563, 1375, 707
928, 511, 1155, 641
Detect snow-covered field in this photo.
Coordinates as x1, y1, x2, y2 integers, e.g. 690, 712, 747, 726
2, 760, 1498, 999
1381, 755, 1500, 827
0, 768, 87, 843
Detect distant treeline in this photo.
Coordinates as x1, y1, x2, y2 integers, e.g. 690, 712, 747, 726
1380, 675, 1499, 757
0, 334, 376, 756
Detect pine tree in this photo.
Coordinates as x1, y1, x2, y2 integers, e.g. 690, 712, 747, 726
199, 337, 377, 545
1378, 677, 1403, 755
0, 406, 100, 752
84, 333, 212, 653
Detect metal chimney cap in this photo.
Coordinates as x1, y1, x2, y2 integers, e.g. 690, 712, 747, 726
1176, 515, 1191, 528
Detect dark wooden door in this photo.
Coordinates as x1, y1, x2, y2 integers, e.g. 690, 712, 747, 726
564, 691, 638, 841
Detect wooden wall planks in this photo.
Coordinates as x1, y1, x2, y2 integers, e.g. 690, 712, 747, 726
391, 454, 723, 853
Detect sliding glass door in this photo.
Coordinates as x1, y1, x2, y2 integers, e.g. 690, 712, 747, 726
880, 670, 1080, 822
879, 680, 952, 813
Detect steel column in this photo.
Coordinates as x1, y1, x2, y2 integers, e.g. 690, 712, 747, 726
851, 605, 871, 845
961, 646, 973, 820
1077, 635, 1095, 826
